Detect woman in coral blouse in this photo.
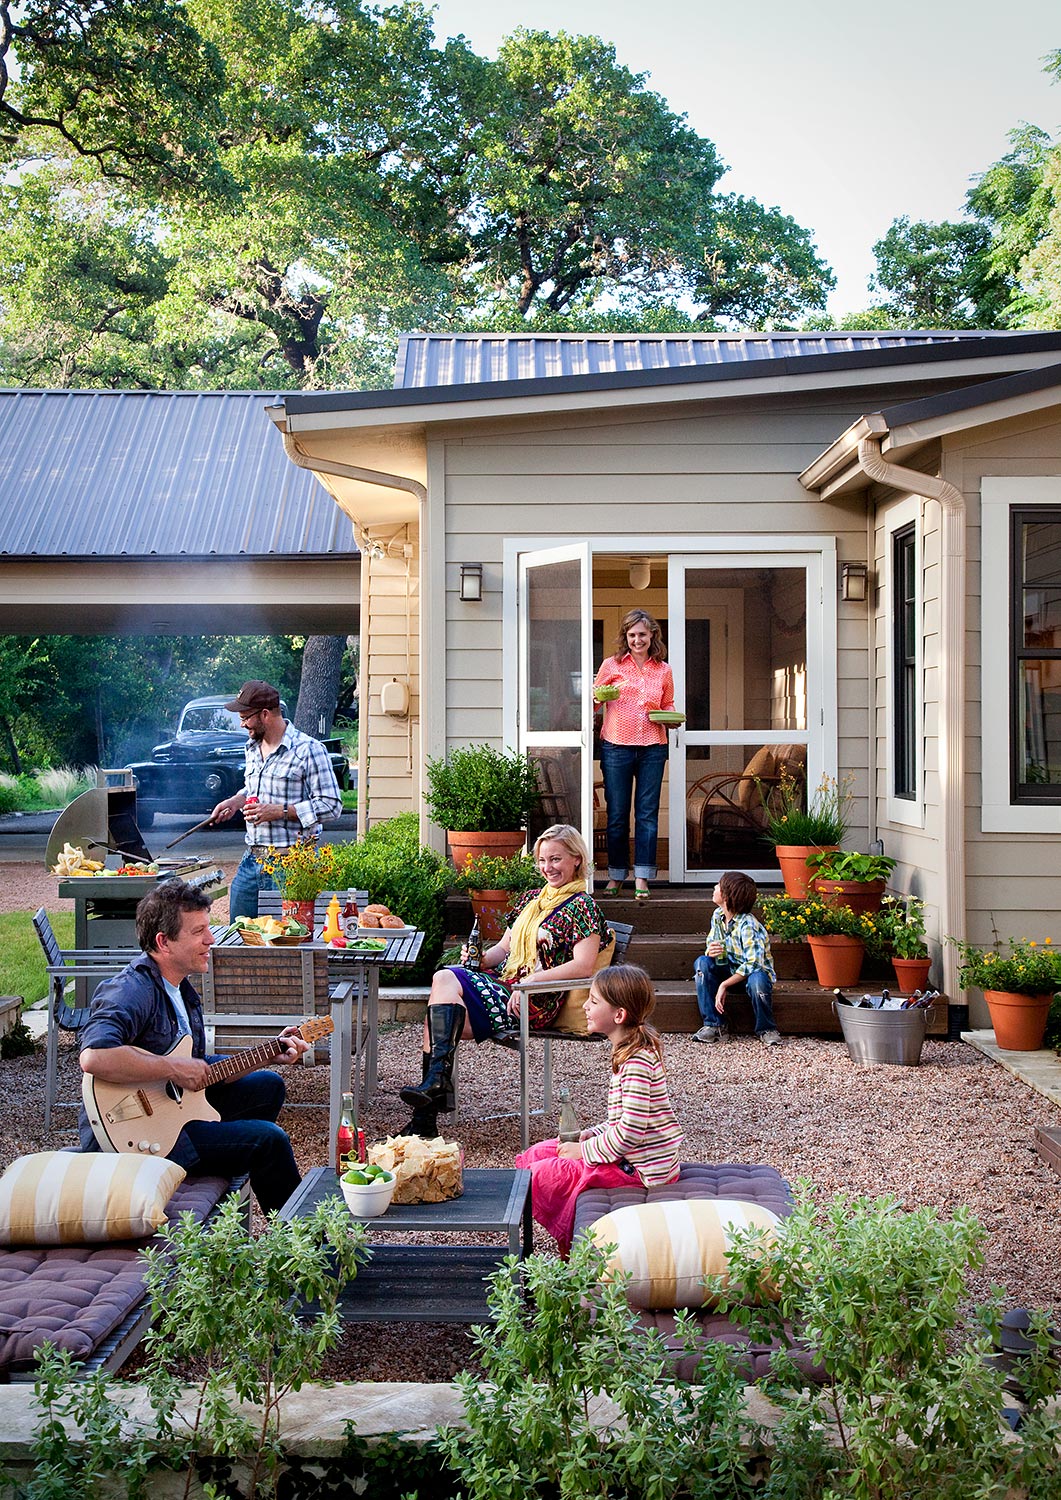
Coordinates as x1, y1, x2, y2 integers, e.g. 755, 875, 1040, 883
593, 608, 674, 899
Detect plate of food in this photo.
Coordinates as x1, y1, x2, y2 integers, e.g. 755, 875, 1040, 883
233, 915, 310, 946
648, 710, 686, 727
344, 936, 390, 953
356, 903, 414, 936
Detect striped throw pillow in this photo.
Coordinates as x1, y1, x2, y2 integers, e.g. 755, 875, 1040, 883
0, 1152, 186, 1246
586, 1198, 781, 1309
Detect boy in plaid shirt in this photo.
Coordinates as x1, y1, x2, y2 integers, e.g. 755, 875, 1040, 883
693, 871, 781, 1046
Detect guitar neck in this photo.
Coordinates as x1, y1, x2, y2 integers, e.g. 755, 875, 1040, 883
205, 1036, 286, 1087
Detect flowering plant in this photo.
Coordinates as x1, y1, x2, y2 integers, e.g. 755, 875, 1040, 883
760, 769, 851, 849
759, 894, 811, 942
760, 895, 887, 955
260, 838, 344, 902
949, 934, 1061, 997
878, 894, 928, 959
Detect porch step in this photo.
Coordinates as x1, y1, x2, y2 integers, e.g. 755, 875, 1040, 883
628, 933, 820, 982
651, 981, 950, 1038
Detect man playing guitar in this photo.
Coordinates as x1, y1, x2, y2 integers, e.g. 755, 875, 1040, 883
78, 880, 309, 1213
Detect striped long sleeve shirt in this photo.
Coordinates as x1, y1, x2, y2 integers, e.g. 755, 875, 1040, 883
580, 1049, 683, 1187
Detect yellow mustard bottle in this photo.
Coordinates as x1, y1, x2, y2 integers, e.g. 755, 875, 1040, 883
321, 894, 343, 944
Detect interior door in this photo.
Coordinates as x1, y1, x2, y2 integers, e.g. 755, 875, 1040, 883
517, 545, 593, 867
668, 554, 818, 882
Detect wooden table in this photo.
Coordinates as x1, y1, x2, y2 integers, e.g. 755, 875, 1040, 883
279, 1165, 532, 1323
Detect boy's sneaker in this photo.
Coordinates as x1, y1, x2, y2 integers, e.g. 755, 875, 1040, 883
693, 1025, 727, 1043
759, 1029, 782, 1047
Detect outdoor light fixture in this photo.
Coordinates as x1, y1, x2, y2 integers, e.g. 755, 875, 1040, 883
459, 562, 483, 602
840, 561, 869, 602
629, 558, 651, 591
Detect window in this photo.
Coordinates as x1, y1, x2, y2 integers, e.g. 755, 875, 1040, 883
1010, 508, 1061, 803
892, 524, 917, 800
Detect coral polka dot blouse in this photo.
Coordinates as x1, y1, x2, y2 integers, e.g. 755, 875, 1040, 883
594, 654, 675, 746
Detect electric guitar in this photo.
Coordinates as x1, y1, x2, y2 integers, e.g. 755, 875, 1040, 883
82, 1017, 334, 1157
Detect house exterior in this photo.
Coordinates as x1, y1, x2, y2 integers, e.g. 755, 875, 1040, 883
268, 331, 1061, 1016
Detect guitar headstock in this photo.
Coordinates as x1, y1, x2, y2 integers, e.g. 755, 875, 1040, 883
297, 1017, 335, 1045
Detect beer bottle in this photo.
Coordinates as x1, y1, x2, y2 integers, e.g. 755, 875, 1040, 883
557, 1085, 581, 1143
336, 1092, 356, 1175
466, 915, 483, 971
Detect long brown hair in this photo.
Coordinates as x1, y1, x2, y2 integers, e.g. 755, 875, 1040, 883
613, 609, 667, 663
591, 964, 664, 1073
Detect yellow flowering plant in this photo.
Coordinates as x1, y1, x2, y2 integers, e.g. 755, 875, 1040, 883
760, 895, 888, 956
949, 934, 1061, 997
260, 837, 344, 902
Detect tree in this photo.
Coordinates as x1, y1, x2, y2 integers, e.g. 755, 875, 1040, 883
864, 215, 996, 328
293, 635, 346, 736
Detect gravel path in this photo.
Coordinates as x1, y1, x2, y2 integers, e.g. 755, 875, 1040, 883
6, 863, 1060, 1382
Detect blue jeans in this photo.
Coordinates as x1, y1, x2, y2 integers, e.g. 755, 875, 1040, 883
600, 740, 668, 880
229, 851, 278, 921
168, 1065, 300, 1215
694, 954, 777, 1035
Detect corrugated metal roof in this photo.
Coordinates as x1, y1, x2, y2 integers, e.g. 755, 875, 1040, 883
393, 331, 1011, 389
0, 389, 357, 558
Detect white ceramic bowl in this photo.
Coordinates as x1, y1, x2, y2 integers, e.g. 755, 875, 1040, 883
340, 1171, 396, 1218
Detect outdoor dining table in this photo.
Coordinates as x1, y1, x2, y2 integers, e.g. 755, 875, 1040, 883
212, 925, 425, 1140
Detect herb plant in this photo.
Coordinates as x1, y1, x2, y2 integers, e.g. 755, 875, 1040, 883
424, 743, 541, 832
808, 849, 897, 882
760, 769, 851, 849
949, 933, 1061, 996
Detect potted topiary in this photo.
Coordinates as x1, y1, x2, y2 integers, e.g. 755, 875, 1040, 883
451, 851, 543, 942
878, 893, 932, 993
949, 932, 1061, 1051
424, 743, 542, 868
760, 769, 850, 898
809, 849, 897, 916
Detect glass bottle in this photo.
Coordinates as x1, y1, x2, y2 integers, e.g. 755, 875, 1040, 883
336, 1091, 356, 1175
466, 914, 483, 971
341, 889, 360, 938
557, 1085, 581, 1143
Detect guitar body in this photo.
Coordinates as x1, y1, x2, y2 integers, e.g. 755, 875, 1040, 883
82, 1017, 333, 1157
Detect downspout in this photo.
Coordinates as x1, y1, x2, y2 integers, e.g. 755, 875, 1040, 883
855, 437, 966, 1007
279, 431, 428, 838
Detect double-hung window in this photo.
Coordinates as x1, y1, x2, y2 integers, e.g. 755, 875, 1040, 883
884, 496, 922, 826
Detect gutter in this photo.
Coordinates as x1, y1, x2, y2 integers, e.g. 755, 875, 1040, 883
854, 438, 966, 1005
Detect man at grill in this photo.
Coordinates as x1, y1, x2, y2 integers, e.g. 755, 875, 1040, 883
78, 880, 308, 1213
208, 680, 343, 920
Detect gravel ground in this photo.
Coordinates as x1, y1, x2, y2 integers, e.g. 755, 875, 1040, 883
6, 863, 1061, 1381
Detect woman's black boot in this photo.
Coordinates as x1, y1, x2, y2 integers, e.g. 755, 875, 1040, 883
396, 1104, 439, 1137
399, 1004, 463, 1110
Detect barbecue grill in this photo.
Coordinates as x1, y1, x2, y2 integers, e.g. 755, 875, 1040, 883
47, 777, 227, 999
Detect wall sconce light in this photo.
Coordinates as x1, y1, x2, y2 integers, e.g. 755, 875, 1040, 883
629, 558, 651, 591
839, 561, 869, 602
459, 562, 483, 602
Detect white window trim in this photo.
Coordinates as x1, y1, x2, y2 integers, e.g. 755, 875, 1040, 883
883, 495, 924, 828
981, 476, 1061, 833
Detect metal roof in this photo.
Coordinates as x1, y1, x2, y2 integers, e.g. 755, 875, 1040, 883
0, 389, 357, 558
393, 330, 1014, 389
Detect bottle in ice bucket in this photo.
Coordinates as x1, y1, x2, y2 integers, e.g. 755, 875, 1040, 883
336, 1092, 365, 1173
341, 889, 360, 938
557, 1085, 581, 1143
466, 914, 483, 971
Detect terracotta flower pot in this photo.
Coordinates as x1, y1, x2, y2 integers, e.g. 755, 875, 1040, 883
468, 889, 512, 944
775, 844, 838, 899
892, 955, 932, 994
812, 876, 886, 916
983, 989, 1054, 1052
280, 898, 316, 938
447, 830, 526, 869
807, 933, 865, 988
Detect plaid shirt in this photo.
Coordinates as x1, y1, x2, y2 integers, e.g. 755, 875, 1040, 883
243, 722, 342, 849
706, 907, 775, 981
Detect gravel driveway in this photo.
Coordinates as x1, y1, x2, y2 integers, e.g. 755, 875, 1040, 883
5, 864, 1060, 1382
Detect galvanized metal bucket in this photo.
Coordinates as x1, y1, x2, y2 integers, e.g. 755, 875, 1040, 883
833, 1001, 930, 1067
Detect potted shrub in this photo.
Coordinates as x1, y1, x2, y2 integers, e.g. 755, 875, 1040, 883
760, 769, 850, 897
949, 933, 1061, 1051
796, 896, 884, 988
878, 893, 933, 993
452, 851, 543, 942
424, 743, 541, 868
260, 837, 344, 929
810, 849, 897, 916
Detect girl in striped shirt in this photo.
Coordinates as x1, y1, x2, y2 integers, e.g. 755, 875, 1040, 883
515, 965, 683, 1255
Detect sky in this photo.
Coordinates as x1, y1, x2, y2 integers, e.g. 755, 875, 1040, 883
427, 0, 1061, 318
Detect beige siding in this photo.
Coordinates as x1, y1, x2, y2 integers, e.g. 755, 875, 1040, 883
361, 526, 421, 827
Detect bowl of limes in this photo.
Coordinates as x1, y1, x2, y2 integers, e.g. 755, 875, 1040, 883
340, 1162, 396, 1217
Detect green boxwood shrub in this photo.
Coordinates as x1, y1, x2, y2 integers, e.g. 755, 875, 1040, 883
330, 813, 450, 982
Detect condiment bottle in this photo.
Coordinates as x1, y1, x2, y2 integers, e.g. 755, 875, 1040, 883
341, 889, 360, 938
557, 1085, 581, 1143
466, 915, 483, 971
322, 894, 343, 944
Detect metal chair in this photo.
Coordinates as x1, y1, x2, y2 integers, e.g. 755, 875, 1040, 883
32, 908, 139, 1130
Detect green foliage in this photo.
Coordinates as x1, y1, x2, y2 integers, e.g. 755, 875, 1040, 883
949, 932, 1061, 997
760, 770, 850, 849
441, 1238, 761, 1499
329, 813, 450, 979
424, 743, 541, 833
877, 893, 928, 959
757, 893, 809, 943
1045, 993, 1061, 1052
0, 1014, 35, 1057
807, 849, 896, 883
866, 215, 997, 328
451, 851, 542, 895
714, 1185, 1061, 1498
0, 908, 73, 1006
778, 897, 887, 953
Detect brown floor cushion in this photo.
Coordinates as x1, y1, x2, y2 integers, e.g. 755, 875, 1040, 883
572, 1162, 826, 1384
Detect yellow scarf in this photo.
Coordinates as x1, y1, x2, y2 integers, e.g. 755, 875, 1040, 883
501, 880, 587, 981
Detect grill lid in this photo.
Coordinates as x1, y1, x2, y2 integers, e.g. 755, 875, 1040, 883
45, 787, 153, 871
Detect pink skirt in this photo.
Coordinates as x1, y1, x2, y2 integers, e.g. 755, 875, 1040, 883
514, 1138, 634, 1256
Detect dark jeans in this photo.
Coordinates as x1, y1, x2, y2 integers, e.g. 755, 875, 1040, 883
168, 1065, 300, 1215
600, 740, 668, 880
229, 851, 278, 921
693, 955, 777, 1035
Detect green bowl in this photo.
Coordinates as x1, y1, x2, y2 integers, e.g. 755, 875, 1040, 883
648, 710, 686, 727
594, 685, 621, 702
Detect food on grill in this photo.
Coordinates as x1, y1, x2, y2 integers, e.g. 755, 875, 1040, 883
51, 843, 105, 877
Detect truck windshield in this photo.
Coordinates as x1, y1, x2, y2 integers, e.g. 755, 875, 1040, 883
179, 706, 242, 733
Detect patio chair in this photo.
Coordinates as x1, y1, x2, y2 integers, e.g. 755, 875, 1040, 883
32, 908, 139, 1131
686, 743, 806, 860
